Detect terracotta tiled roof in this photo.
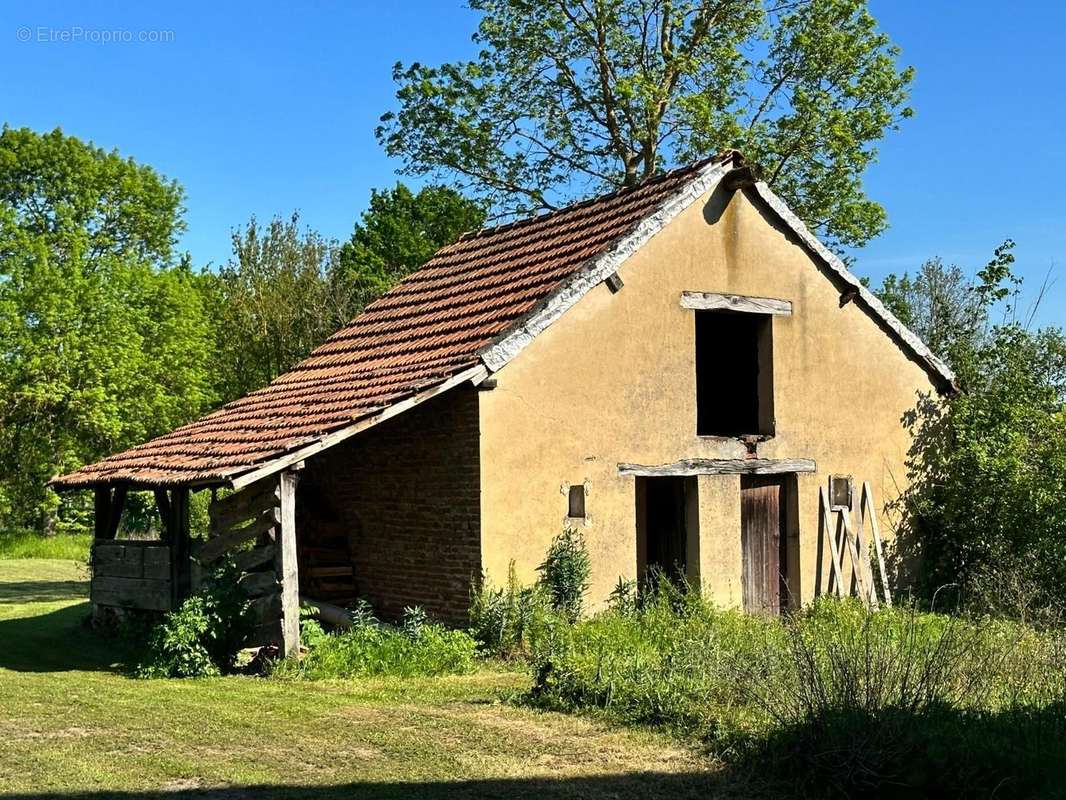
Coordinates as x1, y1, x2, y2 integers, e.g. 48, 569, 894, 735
52, 154, 736, 489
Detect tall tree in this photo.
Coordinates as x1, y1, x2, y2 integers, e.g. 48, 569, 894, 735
214, 185, 484, 401
209, 214, 356, 401
0, 127, 215, 531
873, 241, 1021, 377
378, 0, 912, 248
872, 244, 1066, 614
337, 182, 485, 298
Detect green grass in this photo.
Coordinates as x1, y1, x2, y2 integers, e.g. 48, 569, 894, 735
0, 529, 91, 560
0, 559, 730, 799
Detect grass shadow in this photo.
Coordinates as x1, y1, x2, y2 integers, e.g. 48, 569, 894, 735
734, 703, 1066, 799
0, 601, 137, 672
0, 578, 89, 603
0, 771, 745, 800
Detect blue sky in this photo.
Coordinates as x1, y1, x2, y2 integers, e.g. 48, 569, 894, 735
2, 1, 1063, 325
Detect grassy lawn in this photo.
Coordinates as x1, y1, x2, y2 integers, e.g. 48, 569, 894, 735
0, 559, 734, 799
0, 531, 90, 560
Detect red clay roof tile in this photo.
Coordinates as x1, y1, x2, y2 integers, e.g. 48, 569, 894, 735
52, 155, 730, 489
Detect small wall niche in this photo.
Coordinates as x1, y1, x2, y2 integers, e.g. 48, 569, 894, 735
567, 484, 586, 519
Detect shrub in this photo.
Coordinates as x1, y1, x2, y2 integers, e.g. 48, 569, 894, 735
281, 605, 478, 679
137, 561, 252, 678
469, 562, 558, 658
537, 527, 591, 622
529, 579, 786, 736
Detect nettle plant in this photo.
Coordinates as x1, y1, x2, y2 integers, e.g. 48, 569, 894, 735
137, 560, 252, 679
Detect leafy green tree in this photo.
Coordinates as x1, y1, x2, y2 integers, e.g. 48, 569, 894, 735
208, 214, 355, 401
0, 127, 215, 531
875, 241, 1021, 374
214, 185, 483, 401
875, 244, 1066, 613
337, 183, 485, 299
378, 0, 912, 249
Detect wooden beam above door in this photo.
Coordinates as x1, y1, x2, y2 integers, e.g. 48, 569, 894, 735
618, 458, 815, 477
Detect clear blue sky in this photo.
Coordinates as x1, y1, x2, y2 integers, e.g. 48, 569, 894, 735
2, 1, 1063, 324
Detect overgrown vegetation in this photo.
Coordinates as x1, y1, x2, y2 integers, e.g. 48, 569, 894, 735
872, 242, 1066, 614
137, 561, 252, 678
277, 603, 478, 679
538, 527, 591, 623
469, 563, 558, 659
527, 584, 1066, 797
470, 530, 592, 658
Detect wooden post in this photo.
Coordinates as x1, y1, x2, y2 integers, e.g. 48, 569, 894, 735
854, 490, 880, 610
840, 508, 871, 608
862, 482, 893, 607
94, 487, 111, 540
154, 490, 172, 541
277, 470, 300, 657
168, 488, 192, 608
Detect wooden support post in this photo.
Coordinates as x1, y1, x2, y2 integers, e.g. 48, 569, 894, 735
94, 486, 128, 540
154, 490, 172, 541
820, 487, 845, 597
840, 508, 871, 608
277, 470, 300, 657
94, 487, 112, 540
107, 486, 128, 539
169, 488, 191, 608
854, 491, 880, 610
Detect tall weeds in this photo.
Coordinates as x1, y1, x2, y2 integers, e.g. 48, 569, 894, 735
527, 587, 1066, 797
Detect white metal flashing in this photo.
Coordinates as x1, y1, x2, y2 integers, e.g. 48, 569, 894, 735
748, 181, 957, 390
478, 158, 736, 373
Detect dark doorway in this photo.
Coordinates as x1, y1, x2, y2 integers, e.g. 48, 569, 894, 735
637, 476, 698, 587
740, 475, 787, 614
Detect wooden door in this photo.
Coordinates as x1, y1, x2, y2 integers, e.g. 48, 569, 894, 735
741, 475, 786, 614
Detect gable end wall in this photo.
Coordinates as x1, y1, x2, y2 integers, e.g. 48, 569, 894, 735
477, 187, 939, 609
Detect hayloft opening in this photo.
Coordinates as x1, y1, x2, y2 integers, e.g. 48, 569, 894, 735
695, 310, 774, 436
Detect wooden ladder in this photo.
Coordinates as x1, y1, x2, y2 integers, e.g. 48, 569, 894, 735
819, 480, 892, 608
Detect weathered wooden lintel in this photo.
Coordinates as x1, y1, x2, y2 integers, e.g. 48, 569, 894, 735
618, 458, 816, 478
680, 291, 792, 316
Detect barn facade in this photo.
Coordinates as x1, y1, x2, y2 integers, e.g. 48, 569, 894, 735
53, 152, 954, 654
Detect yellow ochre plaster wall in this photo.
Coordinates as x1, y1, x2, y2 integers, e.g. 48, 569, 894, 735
477, 187, 938, 609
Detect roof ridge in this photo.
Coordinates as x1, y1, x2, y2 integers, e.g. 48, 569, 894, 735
453, 152, 736, 244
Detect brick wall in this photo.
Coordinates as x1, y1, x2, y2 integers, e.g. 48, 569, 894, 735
300, 387, 481, 624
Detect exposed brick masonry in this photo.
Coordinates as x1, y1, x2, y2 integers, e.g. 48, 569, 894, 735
299, 388, 481, 624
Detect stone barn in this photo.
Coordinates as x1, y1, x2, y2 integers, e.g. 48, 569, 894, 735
52, 151, 954, 654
